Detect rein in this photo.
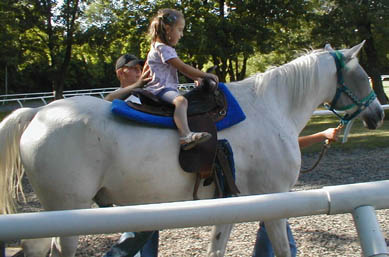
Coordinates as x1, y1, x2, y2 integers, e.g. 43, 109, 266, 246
301, 50, 377, 173
300, 123, 343, 174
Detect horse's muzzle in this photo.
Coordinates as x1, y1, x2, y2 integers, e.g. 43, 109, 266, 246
361, 100, 385, 129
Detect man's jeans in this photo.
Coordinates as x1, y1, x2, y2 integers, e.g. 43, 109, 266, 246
139, 231, 158, 257
103, 231, 158, 257
252, 222, 297, 257
104, 221, 295, 257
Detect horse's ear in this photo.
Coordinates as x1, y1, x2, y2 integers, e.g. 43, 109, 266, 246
343, 40, 366, 61
324, 43, 334, 52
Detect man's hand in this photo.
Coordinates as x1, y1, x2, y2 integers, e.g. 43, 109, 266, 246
139, 64, 152, 87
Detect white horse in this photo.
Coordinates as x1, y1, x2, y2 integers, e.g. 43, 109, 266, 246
0, 42, 384, 257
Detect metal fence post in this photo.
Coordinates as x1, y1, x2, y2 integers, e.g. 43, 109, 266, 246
352, 205, 389, 257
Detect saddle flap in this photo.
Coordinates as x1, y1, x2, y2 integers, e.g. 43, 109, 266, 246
179, 114, 217, 178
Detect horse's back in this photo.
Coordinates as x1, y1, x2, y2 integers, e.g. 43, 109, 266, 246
19, 96, 115, 210
18, 96, 214, 210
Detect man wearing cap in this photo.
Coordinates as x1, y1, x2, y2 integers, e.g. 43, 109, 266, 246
105, 54, 151, 102
103, 54, 158, 257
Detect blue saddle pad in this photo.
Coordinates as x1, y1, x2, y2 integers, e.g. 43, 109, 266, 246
111, 83, 246, 131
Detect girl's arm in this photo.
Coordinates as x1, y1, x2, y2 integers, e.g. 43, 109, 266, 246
298, 128, 341, 149
167, 57, 218, 83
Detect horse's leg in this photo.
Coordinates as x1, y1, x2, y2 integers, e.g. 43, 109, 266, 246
22, 151, 103, 256
207, 224, 234, 257
21, 238, 51, 257
42, 199, 94, 257
49, 236, 79, 257
46, 204, 88, 257
264, 219, 291, 257
32, 192, 95, 257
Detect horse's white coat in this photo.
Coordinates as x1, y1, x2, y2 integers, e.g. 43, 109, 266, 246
0, 42, 384, 257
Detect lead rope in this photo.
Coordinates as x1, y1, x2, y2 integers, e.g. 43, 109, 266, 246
300, 123, 344, 174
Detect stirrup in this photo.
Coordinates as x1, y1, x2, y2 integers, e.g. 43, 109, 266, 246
180, 132, 212, 150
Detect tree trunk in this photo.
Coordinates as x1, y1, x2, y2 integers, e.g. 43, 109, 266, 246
361, 27, 388, 104
357, 1, 388, 104
53, 79, 64, 100
371, 75, 388, 105
227, 59, 235, 81
212, 55, 228, 82
237, 55, 248, 81
52, 0, 79, 100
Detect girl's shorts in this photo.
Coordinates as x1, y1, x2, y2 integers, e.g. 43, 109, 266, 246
157, 88, 181, 104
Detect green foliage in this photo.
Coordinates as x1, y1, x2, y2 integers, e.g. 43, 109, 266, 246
0, 112, 9, 121
308, 0, 389, 103
0, 0, 388, 94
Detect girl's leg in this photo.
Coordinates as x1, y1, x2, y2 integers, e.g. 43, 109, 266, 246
158, 90, 190, 136
172, 95, 190, 137
159, 90, 211, 149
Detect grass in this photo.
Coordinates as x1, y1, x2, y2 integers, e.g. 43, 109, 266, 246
0, 112, 9, 121
301, 109, 389, 153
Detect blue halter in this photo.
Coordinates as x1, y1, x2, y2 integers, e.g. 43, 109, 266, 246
325, 51, 377, 125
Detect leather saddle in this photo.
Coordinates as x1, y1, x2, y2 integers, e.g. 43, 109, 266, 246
127, 78, 238, 199
128, 78, 226, 122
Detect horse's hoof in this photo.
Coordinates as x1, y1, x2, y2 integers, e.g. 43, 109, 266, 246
208, 250, 222, 257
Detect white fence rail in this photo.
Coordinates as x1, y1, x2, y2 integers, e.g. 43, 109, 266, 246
313, 104, 389, 116
0, 180, 389, 256
0, 88, 388, 115
0, 87, 116, 109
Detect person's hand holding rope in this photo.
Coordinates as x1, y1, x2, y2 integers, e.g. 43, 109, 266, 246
300, 124, 343, 173
323, 124, 343, 145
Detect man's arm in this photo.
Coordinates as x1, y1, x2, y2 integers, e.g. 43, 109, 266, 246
104, 81, 144, 102
104, 67, 151, 102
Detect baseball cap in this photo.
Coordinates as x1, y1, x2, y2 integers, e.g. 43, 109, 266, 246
115, 54, 144, 70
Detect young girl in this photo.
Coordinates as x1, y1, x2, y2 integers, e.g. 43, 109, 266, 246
145, 8, 219, 150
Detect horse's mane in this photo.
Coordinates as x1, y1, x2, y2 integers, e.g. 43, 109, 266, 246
231, 49, 327, 104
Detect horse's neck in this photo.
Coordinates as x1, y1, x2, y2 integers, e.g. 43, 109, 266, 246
283, 84, 324, 133
229, 55, 335, 135
286, 53, 337, 132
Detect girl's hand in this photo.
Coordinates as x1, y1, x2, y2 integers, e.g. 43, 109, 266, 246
205, 73, 219, 84
322, 127, 341, 142
194, 77, 203, 87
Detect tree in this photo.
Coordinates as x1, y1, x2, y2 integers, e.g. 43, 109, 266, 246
2, 0, 388, 95
0, 0, 86, 98
0, 0, 44, 93
38, 0, 83, 99
200, 0, 320, 81
311, 0, 389, 104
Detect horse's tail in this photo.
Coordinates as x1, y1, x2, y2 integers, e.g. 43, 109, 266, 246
0, 107, 40, 214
